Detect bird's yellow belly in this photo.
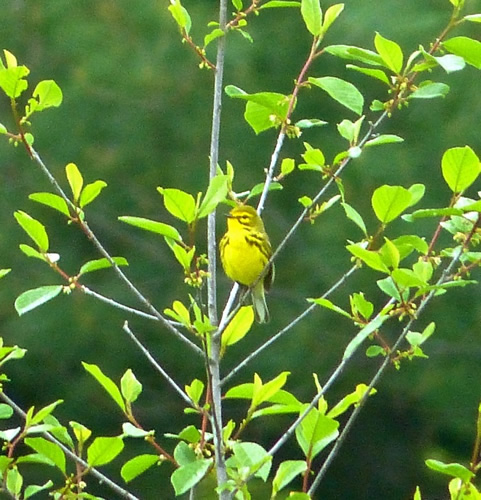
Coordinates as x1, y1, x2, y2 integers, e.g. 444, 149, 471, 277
222, 236, 266, 286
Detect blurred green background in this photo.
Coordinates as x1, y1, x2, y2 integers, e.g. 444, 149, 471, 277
2, 0, 481, 498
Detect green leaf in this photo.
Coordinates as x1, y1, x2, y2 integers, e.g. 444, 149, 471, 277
0, 51, 29, 98
82, 362, 126, 412
70, 421, 92, 445
371, 185, 413, 223
24, 481, 54, 499
281, 158, 295, 176
185, 379, 204, 405
171, 459, 213, 495
443, 36, 481, 69
374, 32, 403, 73
168, 0, 192, 34
301, 0, 322, 36
308, 298, 352, 319
79, 180, 107, 208
324, 44, 384, 66
409, 81, 450, 99
87, 436, 124, 467
309, 76, 363, 115
29, 192, 70, 217
204, 28, 224, 49
122, 422, 152, 438
157, 187, 196, 223
65, 163, 83, 203
15, 286, 63, 316
272, 460, 308, 496
464, 14, 481, 23
121, 454, 160, 483
391, 268, 427, 288
377, 276, 402, 301
322, 3, 344, 34
6, 467, 23, 496
0, 404, 13, 419
343, 315, 389, 360
0, 268, 11, 279
230, 442, 272, 480
246, 181, 283, 200
31, 80, 62, 111
24, 437, 66, 473
403, 207, 463, 221
259, 1, 301, 7
198, 175, 229, 219
441, 146, 480, 193
341, 203, 367, 235
119, 216, 182, 242
295, 118, 327, 129
19, 244, 46, 261
120, 369, 142, 404
251, 372, 291, 409
365, 134, 404, 147
221, 306, 254, 350
425, 459, 475, 482
346, 244, 389, 273
350, 292, 373, 320
346, 65, 390, 84
327, 383, 376, 418
380, 237, 400, 269
295, 407, 339, 459
14, 211, 49, 252
78, 257, 128, 275
28, 400, 63, 426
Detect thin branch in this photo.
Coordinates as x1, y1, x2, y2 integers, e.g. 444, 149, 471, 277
0, 392, 140, 500
28, 147, 203, 356
123, 322, 194, 407
308, 248, 465, 495
221, 264, 358, 386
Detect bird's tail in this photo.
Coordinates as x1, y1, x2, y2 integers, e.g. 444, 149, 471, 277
252, 281, 269, 324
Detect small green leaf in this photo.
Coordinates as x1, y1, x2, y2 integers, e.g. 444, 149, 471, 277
371, 185, 413, 223
31, 80, 62, 111
327, 383, 376, 418
346, 244, 389, 273
346, 65, 390, 85
14, 211, 49, 252
441, 146, 480, 193
365, 134, 404, 147
24, 481, 54, 499
350, 292, 373, 320
409, 81, 450, 99
82, 362, 126, 412
308, 297, 352, 319
78, 257, 128, 276
28, 401, 63, 426
0, 268, 11, 279
309, 76, 363, 115
301, 0, 322, 36
15, 286, 63, 316
122, 423, 152, 438
341, 203, 367, 235
70, 421, 92, 445
343, 315, 389, 360
295, 118, 327, 129
87, 436, 124, 467
464, 14, 481, 23
171, 459, 213, 495
185, 379, 204, 405
374, 32, 403, 73
443, 36, 481, 69
120, 369, 142, 404
272, 460, 308, 496
19, 244, 46, 261
425, 459, 475, 482
221, 306, 254, 350
168, 0, 192, 34
281, 158, 295, 176
322, 3, 344, 34
24, 437, 66, 473
246, 181, 283, 200
29, 193, 70, 217
295, 407, 339, 459
198, 175, 229, 219
121, 454, 160, 483
6, 467, 23, 496
259, 1, 301, 7
252, 372, 291, 409
79, 180, 107, 208
0, 404, 13, 419
119, 216, 182, 242
231, 442, 271, 480
0, 51, 29, 98
325, 44, 384, 66
65, 163, 83, 203
157, 188, 196, 223
204, 28, 224, 48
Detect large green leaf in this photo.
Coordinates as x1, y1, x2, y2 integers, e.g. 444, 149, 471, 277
371, 185, 413, 223
441, 146, 480, 193
15, 286, 63, 316
308, 76, 363, 115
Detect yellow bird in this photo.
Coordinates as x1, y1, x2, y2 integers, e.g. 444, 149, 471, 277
220, 205, 274, 323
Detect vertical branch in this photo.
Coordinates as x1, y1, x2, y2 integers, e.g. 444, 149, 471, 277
207, 0, 229, 497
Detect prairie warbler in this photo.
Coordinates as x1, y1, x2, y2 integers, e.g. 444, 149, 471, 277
220, 205, 274, 323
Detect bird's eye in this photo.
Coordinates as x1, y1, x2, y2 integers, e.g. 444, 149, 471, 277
240, 215, 250, 223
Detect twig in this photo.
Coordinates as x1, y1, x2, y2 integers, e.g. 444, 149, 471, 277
28, 147, 203, 356
122, 322, 194, 407
0, 392, 140, 500
221, 264, 358, 386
